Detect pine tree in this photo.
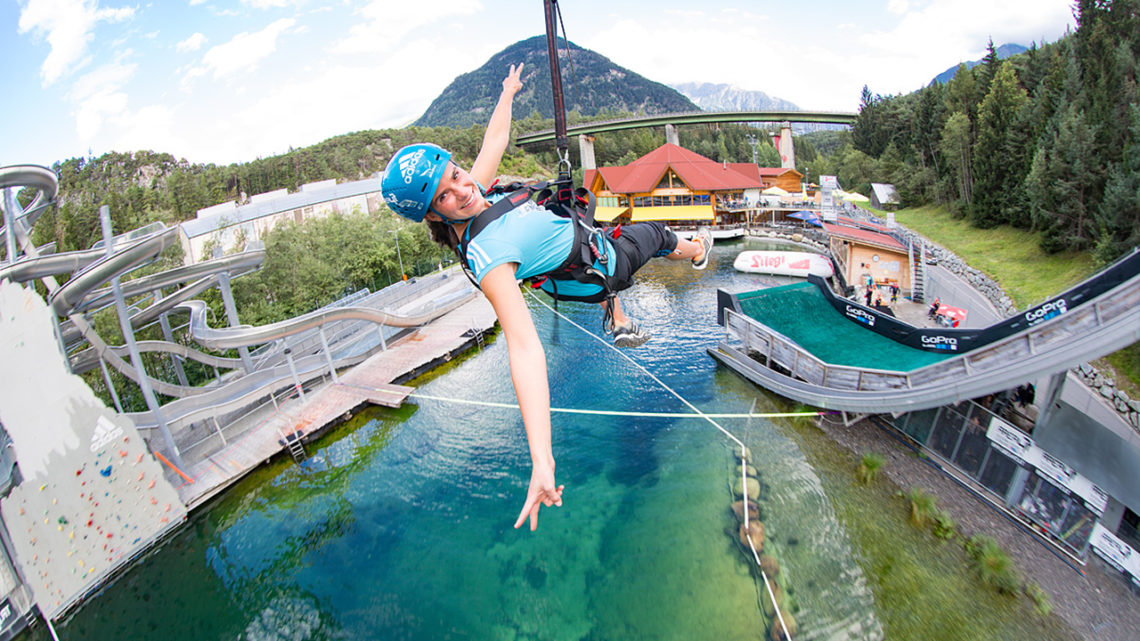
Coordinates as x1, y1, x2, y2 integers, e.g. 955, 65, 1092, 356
978, 38, 1001, 92
939, 112, 974, 210
970, 62, 1030, 227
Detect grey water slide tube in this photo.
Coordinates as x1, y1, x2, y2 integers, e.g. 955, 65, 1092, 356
48, 226, 181, 315
0, 165, 57, 235
178, 287, 475, 350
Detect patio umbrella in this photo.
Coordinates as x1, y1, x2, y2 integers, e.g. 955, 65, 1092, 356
787, 210, 822, 226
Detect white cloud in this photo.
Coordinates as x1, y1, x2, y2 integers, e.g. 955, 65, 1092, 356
854, 0, 1074, 95
113, 104, 183, 154
332, 0, 482, 54
189, 0, 207, 5
582, 9, 769, 89
176, 32, 208, 53
18, 0, 136, 86
887, 0, 910, 15
242, 0, 300, 8
67, 60, 137, 142
199, 18, 296, 79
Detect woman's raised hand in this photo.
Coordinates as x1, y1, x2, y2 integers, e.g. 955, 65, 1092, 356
502, 63, 524, 96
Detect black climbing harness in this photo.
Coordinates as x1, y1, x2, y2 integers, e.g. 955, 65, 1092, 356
454, 179, 619, 323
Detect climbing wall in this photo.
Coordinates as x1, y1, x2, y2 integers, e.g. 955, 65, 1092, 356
0, 281, 187, 620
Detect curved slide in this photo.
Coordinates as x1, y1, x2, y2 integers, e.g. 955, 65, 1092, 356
0, 165, 57, 238
711, 253, 1140, 413
53, 242, 474, 399
179, 280, 475, 350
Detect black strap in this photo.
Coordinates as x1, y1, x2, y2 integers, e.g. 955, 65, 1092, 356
455, 180, 613, 302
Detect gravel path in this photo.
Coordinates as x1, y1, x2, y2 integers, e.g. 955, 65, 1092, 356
815, 413, 1138, 641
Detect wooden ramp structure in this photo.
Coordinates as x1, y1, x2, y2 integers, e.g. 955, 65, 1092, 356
174, 294, 495, 509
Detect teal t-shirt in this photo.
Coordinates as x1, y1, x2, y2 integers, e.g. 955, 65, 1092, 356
464, 199, 614, 298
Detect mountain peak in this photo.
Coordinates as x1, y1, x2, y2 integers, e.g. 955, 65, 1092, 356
414, 36, 697, 128
930, 43, 1028, 85
670, 82, 799, 112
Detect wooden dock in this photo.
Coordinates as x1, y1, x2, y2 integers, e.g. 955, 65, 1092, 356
174, 294, 496, 509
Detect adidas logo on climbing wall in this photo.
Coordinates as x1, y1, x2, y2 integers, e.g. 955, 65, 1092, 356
89, 415, 123, 453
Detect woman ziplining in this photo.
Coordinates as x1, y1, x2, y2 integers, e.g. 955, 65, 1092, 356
379, 62, 712, 532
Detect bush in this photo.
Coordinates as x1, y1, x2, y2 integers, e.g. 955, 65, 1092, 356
1025, 581, 1052, 616
932, 508, 957, 540
967, 535, 1020, 594
907, 487, 938, 528
856, 452, 885, 484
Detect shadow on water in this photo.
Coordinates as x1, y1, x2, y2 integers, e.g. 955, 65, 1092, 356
29, 239, 1080, 641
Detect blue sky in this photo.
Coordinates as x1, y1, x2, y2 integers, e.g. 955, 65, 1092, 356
3, 0, 1077, 167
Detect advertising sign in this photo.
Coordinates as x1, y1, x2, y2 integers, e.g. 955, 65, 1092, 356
986, 417, 1108, 515
1090, 523, 1140, 580
986, 417, 1033, 465
820, 175, 838, 222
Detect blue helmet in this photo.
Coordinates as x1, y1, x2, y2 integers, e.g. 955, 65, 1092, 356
381, 143, 453, 222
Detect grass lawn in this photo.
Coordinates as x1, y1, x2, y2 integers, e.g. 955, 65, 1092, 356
859, 203, 1138, 393
865, 204, 1097, 308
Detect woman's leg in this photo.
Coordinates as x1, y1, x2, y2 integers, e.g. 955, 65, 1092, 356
601, 297, 630, 327
668, 237, 705, 261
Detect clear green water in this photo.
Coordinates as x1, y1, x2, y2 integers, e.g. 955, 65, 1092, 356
35, 239, 1078, 640
736, 282, 950, 371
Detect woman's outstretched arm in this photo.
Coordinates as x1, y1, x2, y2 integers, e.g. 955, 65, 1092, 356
471, 64, 525, 187
479, 262, 563, 531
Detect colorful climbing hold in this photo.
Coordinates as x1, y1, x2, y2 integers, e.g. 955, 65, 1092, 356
99, 465, 112, 477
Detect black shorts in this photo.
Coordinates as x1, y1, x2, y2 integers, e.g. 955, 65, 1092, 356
540, 222, 678, 304
608, 222, 678, 292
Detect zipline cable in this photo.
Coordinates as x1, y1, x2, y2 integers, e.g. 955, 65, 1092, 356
397, 390, 826, 419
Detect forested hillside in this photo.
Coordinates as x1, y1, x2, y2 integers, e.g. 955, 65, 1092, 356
848, 0, 1139, 262
414, 36, 697, 128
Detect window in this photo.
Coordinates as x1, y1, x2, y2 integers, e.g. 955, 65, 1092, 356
978, 447, 1020, 497
952, 407, 990, 476
1117, 508, 1140, 552
898, 407, 938, 443
928, 403, 968, 460
1018, 472, 1069, 531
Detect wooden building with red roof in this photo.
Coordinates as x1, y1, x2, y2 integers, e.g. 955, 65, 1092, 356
823, 221, 911, 293
583, 143, 800, 225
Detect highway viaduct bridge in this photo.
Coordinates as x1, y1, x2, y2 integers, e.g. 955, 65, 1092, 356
514, 109, 857, 169
515, 110, 857, 145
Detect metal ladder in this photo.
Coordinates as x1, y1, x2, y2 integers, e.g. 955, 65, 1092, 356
909, 239, 927, 303
284, 431, 306, 463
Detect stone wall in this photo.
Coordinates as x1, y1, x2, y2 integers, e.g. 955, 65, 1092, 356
1075, 363, 1140, 431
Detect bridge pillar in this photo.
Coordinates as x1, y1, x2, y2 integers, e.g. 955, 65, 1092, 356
578, 134, 596, 170
665, 124, 679, 146
777, 121, 795, 169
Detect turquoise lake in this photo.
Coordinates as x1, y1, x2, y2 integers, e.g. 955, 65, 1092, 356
47, 240, 885, 640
